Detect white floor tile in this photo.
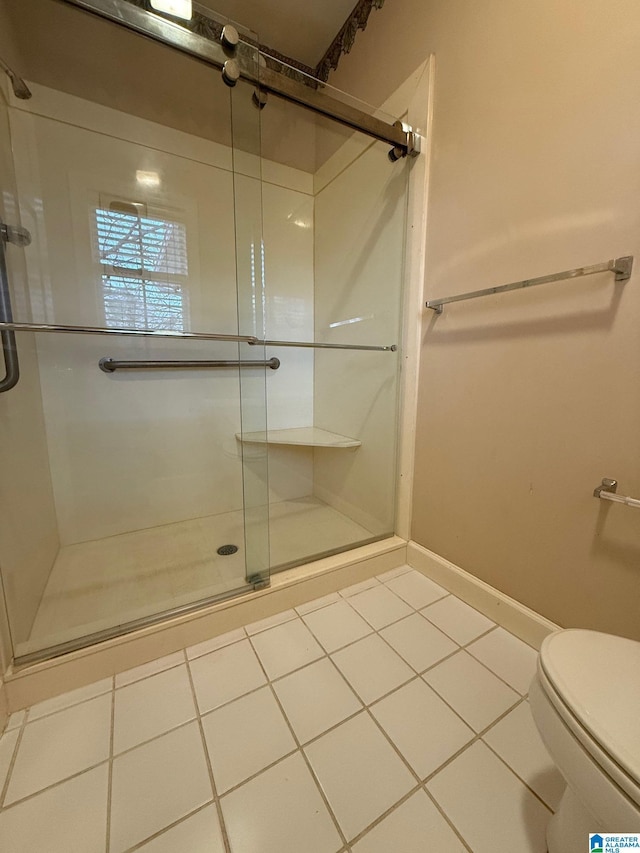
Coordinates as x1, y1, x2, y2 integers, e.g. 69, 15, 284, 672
189, 639, 266, 714
352, 789, 467, 852
0, 729, 19, 793
427, 741, 550, 852
305, 712, 415, 841
421, 596, 495, 645
273, 658, 362, 744
380, 613, 457, 673
136, 805, 225, 852
250, 619, 324, 680
28, 678, 113, 721
467, 628, 538, 694
0, 764, 108, 853
331, 634, 414, 705
371, 679, 474, 779
295, 592, 342, 616
348, 585, 413, 629
186, 628, 246, 661
221, 752, 342, 853
338, 577, 380, 598
245, 609, 297, 636
375, 564, 413, 582
202, 686, 296, 793
109, 722, 212, 853
483, 701, 565, 810
384, 571, 448, 609
5, 693, 111, 804
115, 652, 185, 688
302, 601, 372, 652
424, 651, 519, 732
114, 665, 196, 754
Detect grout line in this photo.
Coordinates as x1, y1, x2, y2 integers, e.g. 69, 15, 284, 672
105, 677, 115, 853
461, 641, 532, 697
115, 660, 186, 690
185, 627, 248, 662
0, 709, 28, 810
123, 800, 216, 852
249, 635, 351, 851
421, 785, 474, 852
481, 732, 555, 815
19, 682, 115, 726
0, 757, 111, 812
184, 652, 232, 853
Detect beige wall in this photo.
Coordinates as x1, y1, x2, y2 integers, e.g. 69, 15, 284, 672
332, 0, 640, 640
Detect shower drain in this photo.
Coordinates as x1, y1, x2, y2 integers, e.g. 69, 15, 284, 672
217, 544, 239, 556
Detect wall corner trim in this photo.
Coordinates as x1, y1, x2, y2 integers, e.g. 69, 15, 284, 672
0, 676, 8, 734
407, 541, 559, 650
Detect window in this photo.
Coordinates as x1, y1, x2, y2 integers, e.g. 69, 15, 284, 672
94, 200, 189, 331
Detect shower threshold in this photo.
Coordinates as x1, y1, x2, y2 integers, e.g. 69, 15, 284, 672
16, 496, 380, 663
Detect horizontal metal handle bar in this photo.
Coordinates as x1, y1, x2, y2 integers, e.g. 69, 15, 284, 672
0, 321, 258, 344
251, 339, 397, 352
427, 256, 634, 314
0, 323, 397, 352
593, 478, 640, 509
59, 0, 415, 154
99, 356, 280, 372
0, 222, 21, 393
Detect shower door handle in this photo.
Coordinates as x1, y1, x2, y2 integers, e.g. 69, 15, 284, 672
0, 220, 31, 393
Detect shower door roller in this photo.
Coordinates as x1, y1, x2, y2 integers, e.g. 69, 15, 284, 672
222, 59, 240, 87
220, 24, 239, 51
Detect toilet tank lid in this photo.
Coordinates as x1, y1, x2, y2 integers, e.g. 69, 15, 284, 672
540, 629, 640, 782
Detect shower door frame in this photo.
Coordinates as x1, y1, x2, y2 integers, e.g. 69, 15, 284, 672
57, 0, 419, 157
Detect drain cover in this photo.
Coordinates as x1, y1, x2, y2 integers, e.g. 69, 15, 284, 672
217, 544, 238, 556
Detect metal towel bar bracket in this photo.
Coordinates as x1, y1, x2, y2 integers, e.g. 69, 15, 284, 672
593, 478, 640, 509
99, 357, 280, 372
427, 256, 634, 314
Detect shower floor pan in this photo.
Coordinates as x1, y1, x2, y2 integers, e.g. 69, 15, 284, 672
19, 496, 374, 658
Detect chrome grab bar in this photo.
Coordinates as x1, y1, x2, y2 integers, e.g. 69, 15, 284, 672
0, 322, 397, 352
99, 356, 280, 372
593, 478, 640, 509
0, 221, 32, 393
427, 256, 634, 314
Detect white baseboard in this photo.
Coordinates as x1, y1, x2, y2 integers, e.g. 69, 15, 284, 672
5, 537, 407, 712
407, 541, 558, 649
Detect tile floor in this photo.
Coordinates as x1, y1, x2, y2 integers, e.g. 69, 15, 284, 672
0, 566, 564, 852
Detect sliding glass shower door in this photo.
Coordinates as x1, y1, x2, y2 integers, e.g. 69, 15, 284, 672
0, 4, 269, 662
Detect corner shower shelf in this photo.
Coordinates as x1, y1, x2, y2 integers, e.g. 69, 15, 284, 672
235, 427, 361, 448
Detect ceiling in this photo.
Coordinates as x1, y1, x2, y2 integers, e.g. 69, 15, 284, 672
196, 0, 357, 68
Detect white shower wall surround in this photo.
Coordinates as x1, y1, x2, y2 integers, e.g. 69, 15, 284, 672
1, 80, 407, 655
9, 87, 315, 546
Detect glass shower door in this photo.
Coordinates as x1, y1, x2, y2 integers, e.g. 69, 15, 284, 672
0, 5, 269, 662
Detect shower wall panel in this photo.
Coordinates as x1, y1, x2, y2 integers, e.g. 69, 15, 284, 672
0, 80, 59, 647
8, 84, 315, 547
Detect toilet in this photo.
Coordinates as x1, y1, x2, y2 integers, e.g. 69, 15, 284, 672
529, 629, 640, 853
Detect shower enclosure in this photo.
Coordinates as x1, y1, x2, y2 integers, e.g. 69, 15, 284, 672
0, 0, 412, 664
